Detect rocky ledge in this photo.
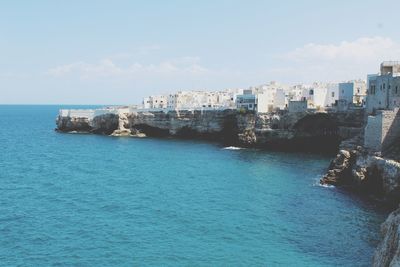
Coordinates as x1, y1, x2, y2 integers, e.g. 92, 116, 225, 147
373, 207, 400, 267
56, 113, 119, 135
56, 108, 365, 153
321, 135, 400, 266
321, 136, 400, 205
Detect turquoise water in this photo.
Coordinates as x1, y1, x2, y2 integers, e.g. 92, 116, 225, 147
0, 105, 386, 266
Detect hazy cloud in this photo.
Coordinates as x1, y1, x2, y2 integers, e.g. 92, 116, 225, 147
46, 56, 209, 79
272, 36, 400, 82
283, 36, 400, 62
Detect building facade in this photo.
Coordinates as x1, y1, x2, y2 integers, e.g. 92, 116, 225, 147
338, 80, 366, 107
364, 61, 400, 152
366, 61, 400, 114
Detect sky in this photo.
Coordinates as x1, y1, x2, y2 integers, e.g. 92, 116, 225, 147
1, 0, 400, 105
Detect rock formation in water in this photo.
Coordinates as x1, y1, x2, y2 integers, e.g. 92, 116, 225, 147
321, 136, 400, 205
321, 132, 400, 265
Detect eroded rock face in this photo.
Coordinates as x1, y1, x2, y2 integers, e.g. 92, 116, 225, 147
56, 113, 119, 135
91, 114, 119, 135
56, 116, 91, 133
321, 144, 400, 204
321, 149, 354, 185
57, 109, 364, 152
320, 134, 400, 266
373, 207, 400, 267
126, 109, 240, 143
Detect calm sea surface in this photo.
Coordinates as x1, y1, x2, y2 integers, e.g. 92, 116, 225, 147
0, 105, 387, 266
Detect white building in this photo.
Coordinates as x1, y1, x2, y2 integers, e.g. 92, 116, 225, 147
364, 62, 400, 152
161, 90, 239, 110
274, 89, 286, 110
236, 90, 257, 111
142, 95, 168, 109
236, 87, 277, 113
338, 80, 366, 107
308, 82, 338, 109
255, 81, 290, 110
289, 84, 310, 102
366, 61, 400, 114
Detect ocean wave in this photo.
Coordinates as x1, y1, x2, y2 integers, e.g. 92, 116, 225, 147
222, 146, 244, 150
317, 183, 335, 188
312, 176, 335, 188
313, 179, 335, 188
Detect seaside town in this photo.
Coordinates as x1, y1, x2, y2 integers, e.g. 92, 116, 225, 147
140, 78, 366, 113
56, 61, 400, 265
6, 1, 400, 266
62, 61, 399, 151
136, 61, 397, 116
59, 61, 400, 152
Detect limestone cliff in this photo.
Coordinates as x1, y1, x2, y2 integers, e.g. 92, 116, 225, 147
373, 207, 400, 267
321, 137, 400, 204
125, 109, 239, 144
123, 109, 363, 151
56, 108, 364, 152
56, 113, 119, 135
321, 135, 400, 266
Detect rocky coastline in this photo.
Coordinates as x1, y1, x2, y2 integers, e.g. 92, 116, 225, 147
56, 108, 364, 153
320, 132, 400, 266
56, 107, 399, 265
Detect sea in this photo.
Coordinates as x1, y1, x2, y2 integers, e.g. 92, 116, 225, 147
0, 105, 387, 266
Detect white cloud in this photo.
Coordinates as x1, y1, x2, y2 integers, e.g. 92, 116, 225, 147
283, 36, 400, 62
44, 36, 400, 95
272, 36, 400, 82
46, 56, 208, 79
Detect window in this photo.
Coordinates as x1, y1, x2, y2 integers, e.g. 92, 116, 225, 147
396, 86, 398, 94
331, 92, 335, 97
342, 90, 344, 94
384, 83, 386, 89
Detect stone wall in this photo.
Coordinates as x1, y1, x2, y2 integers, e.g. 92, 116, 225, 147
382, 109, 400, 153
364, 108, 400, 152
288, 100, 307, 113
364, 113, 383, 151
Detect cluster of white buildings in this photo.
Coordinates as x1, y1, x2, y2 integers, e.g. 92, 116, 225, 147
142, 89, 240, 110
141, 79, 367, 113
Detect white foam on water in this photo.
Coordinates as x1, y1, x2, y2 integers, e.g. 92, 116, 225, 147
312, 176, 335, 188
222, 146, 244, 150
318, 183, 335, 188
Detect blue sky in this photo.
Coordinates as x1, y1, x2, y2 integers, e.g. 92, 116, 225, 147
1, 0, 400, 104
